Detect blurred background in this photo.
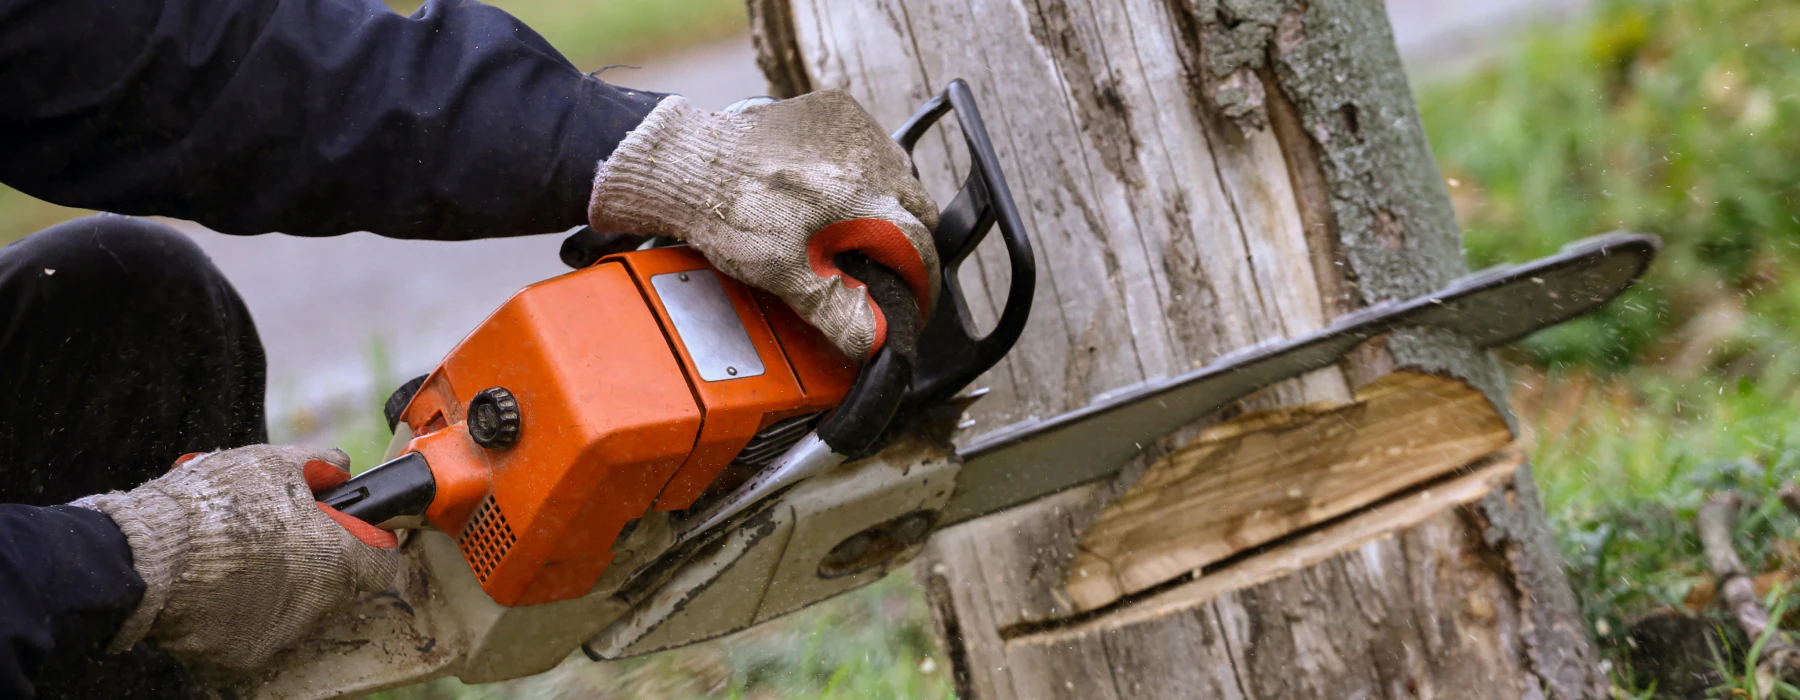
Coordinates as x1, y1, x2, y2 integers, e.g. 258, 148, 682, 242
8, 0, 1800, 696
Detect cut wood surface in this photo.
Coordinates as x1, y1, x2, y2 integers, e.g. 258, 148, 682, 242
1067, 371, 1512, 611
1071, 447, 1529, 634
990, 451, 1539, 699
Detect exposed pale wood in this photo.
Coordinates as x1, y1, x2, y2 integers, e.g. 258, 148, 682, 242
1056, 448, 1527, 636
925, 450, 1536, 699
1011, 452, 1538, 700
748, 0, 1603, 696
1067, 371, 1512, 611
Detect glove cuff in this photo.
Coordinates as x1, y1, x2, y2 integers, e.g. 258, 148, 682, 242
589, 95, 747, 238
71, 489, 191, 653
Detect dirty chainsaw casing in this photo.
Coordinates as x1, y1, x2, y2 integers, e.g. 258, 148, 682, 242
387, 246, 856, 607
255, 79, 1036, 698
316, 78, 1034, 612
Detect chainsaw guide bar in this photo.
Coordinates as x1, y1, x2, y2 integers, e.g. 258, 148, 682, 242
946, 231, 1658, 524
578, 231, 1657, 663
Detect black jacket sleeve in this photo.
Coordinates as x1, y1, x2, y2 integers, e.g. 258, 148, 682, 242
0, 505, 143, 699
0, 0, 662, 240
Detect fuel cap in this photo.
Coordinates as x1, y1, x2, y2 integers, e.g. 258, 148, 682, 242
468, 387, 521, 449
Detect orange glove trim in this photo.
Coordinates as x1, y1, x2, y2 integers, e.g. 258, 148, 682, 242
806, 218, 933, 357
303, 458, 398, 549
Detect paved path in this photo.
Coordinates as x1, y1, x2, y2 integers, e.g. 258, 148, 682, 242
174, 0, 1587, 426
1386, 0, 1586, 77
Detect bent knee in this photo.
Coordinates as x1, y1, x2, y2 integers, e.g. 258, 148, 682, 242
3, 215, 224, 290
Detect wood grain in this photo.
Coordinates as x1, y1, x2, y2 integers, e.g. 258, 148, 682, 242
1003, 453, 1537, 700
1067, 371, 1512, 611
1056, 449, 1527, 636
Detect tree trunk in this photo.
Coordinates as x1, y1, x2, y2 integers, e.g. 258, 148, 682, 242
746, 0, 1603, 697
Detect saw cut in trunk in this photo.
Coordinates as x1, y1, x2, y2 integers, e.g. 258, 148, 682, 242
1066, 370, 1513, 612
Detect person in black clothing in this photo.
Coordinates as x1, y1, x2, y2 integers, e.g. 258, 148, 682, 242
0, 0, 941, 694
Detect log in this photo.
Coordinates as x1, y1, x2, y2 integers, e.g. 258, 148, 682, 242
746, 0, 1603, 696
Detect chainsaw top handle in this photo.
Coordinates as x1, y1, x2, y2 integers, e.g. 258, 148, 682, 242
892, 80, 1035, 414
811, 79, 1036, 457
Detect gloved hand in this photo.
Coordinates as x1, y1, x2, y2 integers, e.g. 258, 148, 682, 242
71, 445, 399, 671
589, 89, 941, 361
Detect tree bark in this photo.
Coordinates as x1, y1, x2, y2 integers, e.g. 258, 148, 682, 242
746, 0, 1603, 697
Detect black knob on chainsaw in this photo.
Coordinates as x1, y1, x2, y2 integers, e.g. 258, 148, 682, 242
468, 387, 522, 448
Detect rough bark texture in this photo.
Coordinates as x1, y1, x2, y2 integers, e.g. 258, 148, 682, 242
745, 0, 1601, 697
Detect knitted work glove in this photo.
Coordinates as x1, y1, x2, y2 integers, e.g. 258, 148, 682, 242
589, 89, 940, 361
71, 445, 399, 671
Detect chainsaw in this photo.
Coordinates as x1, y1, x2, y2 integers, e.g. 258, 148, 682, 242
264, 80, 1658, 698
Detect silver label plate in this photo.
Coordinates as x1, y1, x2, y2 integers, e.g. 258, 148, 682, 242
651, 270, 766, 382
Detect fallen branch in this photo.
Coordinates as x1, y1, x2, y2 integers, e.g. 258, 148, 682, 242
1697, 493, 1799, 684
1778, 483, 1800, 518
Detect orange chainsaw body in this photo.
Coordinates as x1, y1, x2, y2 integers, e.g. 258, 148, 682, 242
395, 246, 856, 606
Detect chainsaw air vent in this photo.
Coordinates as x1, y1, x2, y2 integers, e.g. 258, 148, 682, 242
459, 496, 516, 583
734, 412, 822, 470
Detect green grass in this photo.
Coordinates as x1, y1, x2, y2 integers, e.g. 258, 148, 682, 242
0, 187, 89, 245
1523, 359, 1800, 695
366, 569, 953, 700
1419, 0, 1800, 370
1522, 354, 1800, 697
1422, 0, 1800, 695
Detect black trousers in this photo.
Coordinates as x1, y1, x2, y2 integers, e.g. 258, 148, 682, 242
1, 215, 267, 698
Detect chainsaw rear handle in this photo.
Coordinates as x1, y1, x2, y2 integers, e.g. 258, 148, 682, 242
319, 451, 434, 527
